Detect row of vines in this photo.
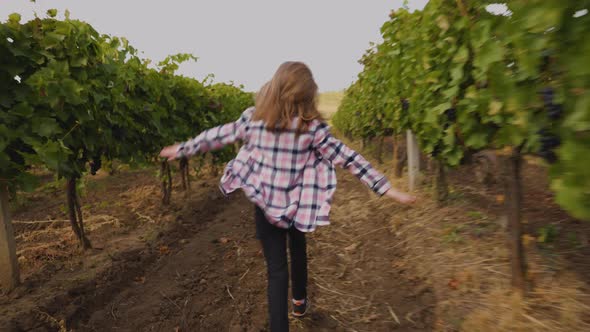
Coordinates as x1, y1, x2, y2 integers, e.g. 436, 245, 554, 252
0, 10, 253, 290
333, 0, 590, 291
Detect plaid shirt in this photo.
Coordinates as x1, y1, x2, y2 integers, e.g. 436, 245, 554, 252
177, 107, 391, 232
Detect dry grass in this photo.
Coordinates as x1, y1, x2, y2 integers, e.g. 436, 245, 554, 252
336, 133, 590, 332
318, 91, 344, 121
12, 174, 170, 279
297, 176, 435, 331
119, 184, 161, 214
399, 187, 589, 331
14, 213, 126, 272
9, 165, 223, 286
385, 183, 590, 331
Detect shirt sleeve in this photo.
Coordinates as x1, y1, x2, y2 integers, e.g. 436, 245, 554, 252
176, 107, 254, 158
312, 122, 392, 196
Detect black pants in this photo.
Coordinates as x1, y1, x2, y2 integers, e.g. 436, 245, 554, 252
255, 206, 307, 332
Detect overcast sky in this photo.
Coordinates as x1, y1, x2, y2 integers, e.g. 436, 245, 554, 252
1, 0, 428, 92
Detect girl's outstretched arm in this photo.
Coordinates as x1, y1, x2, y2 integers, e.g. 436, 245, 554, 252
160, 107, 253, 161
313, 123, 416, 205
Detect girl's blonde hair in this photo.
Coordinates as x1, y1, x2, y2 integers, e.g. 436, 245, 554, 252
253, 61, 323, 133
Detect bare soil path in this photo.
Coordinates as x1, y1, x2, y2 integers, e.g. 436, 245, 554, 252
74, 169, 434, 332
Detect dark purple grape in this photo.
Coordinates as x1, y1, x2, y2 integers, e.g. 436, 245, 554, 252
7, 148, 25, 166
539, 150, 557, 164
540, 49, 552, 71
90, 156, 102, 175
402, 99, 409, 112
538, 87, 564, 120
540, 135, 561, 150
113, 126, 125, 140
445, 108, 457, 122
548, 104, 563, 120
539, 87, 554, 108
432, 142, 442, 157
537, 129, 561, 163
7, 140, 34, 167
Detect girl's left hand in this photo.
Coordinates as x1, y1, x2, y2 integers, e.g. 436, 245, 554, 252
159, 144, 181, 161
385, 188, 417, 205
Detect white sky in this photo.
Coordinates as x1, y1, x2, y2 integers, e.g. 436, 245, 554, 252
1, 0, 428, 92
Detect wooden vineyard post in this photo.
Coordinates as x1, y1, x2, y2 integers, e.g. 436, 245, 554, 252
434, 159, 449, 204
179, 157, 189, 191
406, 130, 421, 191
376, 136, 385, 164
393, 134, 407, 178
0, 185, 19, 291
503, 147, 527, 293
393, 135, 399, 177
185, 160, 191, 191
161, 160, 172, 205
419, 153, 428, 172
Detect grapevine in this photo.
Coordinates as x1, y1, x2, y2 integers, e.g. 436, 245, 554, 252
0, 10, 253, 252
333, 0, 590, 291
334, 0, 590, 221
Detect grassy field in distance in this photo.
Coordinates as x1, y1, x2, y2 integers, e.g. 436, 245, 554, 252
318, 91, 344, 122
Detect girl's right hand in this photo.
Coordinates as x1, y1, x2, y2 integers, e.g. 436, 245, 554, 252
159, 144, 181, 161
385, 188, 417, 205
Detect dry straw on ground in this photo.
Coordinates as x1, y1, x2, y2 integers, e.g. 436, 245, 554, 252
340, 135, 590, 331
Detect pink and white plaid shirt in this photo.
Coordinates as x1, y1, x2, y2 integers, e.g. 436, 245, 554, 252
177, 107, 391, 232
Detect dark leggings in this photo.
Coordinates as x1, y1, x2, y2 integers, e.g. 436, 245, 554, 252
255, 206, 307, 332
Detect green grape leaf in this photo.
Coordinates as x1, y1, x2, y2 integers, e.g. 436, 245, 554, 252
16, 172, 40, 192
475, 42, 505, 72
47, 9, 58, 18
564, 94, 590, 132
465, 131, 488, 149
8, 13, 21, 24
70, 56, 88, 67
32, 117, 60, 137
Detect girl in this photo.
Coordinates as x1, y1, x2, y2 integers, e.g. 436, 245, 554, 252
159, 62, 416, 332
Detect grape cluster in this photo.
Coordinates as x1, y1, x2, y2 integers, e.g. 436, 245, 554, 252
7, 140, 34, 167
536, 87, 564, 164
89, 156, 102, 175
537, 129, 560, 164
442, 107, 456, 130
431, 141, 443, 157
401, 99, 409, 112
540, 49, 552, 72
112, 126, 125, 140
539, 87, 563, 120
444, 108, 457, 122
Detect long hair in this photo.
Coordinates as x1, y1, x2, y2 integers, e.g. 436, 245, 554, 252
253, 61, 323, 133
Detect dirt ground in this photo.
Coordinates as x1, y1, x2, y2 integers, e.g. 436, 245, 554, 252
1, 136, 589, 332
1, 163, 435, 332
77, 171, 435, 332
